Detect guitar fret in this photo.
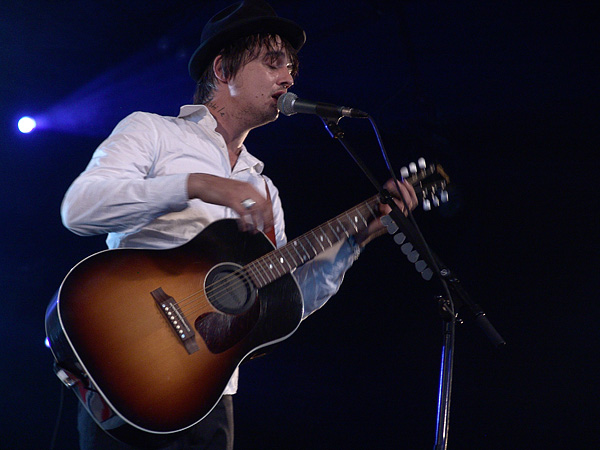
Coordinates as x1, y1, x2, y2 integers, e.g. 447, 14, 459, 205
282, 246, 300, 268
365, 200, 377, 219
327, 222, 341, 240
254, 259, 269, 286
249, 262, 268, 287
278, 250, 293, 272
305, 236, 318, 256
360, 208, 367, 225
320, 227, 334, 246
255, 258, 270, 284
336, 218, 350, 238
356, 208, 368, 228
311, 230, 326, 251
267, 254, 282, 279
296, 240, 310, 262
291, 241, 305, 264
346, 213, 359, 233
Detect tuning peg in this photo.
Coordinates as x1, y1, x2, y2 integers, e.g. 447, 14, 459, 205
418, 157, 426, 169
440, 190, 449, 203
432, 196, 440, 207
421, 268, 433, 281
400, 166, 409, 178
409, 162, 417, 174
380, 215, 399, 234
415, 260, 428, 273
400, 242, 413, 255
407, 249, 420, 263
393, 232, 406, 245
423, 199, 432, 211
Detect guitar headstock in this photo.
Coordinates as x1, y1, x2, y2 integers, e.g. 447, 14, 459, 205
379, 158, 451, 281
402, 158, 450, 211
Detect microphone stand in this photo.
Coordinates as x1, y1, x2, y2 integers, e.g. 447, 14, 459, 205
319, 115, 505, 450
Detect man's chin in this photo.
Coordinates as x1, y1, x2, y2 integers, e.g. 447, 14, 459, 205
260, 109, 280, 125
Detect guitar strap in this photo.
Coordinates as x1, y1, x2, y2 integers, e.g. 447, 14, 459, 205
263, 179, 277, 246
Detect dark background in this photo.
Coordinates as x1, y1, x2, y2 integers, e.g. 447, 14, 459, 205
1, 1, 598, 449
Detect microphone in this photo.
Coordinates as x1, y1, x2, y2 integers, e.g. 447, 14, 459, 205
277, 92, 369, 118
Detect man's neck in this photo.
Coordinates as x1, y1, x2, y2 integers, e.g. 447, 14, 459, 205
205, 101, 249, 168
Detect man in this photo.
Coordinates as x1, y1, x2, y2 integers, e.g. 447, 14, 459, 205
60, 1, 417, 449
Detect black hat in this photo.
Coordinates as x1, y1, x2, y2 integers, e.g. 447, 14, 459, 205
188, 0, 306, 82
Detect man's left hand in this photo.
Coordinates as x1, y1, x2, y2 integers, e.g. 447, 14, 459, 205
354, 178, 418, 248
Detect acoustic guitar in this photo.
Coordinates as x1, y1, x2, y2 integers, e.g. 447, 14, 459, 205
45, 163, 448, 446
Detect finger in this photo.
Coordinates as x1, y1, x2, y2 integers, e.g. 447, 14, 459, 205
240, 199, 270, 234
403, 179, 419, 210
250, 197, 273, 233
237, 214, 252, 233
391, 179, 418, 211
250, 207, 264, 234
236, 200, 257, 232
389, 180, 410, 209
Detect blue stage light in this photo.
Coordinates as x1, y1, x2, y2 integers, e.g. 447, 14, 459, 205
18, 116, 37, 133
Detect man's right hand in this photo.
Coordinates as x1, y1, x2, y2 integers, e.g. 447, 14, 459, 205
187, 173, 274, 234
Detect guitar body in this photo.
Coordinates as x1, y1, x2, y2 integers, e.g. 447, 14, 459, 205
46, 219, 302, 443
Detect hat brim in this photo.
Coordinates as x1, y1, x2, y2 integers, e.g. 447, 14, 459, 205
188, 16, 306, 82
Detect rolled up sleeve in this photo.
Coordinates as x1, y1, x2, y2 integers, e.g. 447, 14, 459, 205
61, 112, 189, 236
294, 238, 357, 319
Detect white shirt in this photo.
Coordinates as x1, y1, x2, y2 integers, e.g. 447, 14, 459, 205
61, 105, 358, 394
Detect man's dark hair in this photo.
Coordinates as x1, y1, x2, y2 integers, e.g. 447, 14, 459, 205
193, 33, 299, 105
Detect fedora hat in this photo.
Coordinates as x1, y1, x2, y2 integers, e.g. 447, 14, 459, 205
188, 0, 306, 81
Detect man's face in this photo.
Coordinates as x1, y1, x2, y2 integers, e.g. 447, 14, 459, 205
227, 38, 295, 129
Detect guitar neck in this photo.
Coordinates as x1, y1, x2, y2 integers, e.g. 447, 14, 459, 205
243, 162, 449, 289
244, 195, 380, 288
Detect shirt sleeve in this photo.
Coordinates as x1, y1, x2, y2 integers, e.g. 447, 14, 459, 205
294, 238, 359, 319
61, 112, 189, 236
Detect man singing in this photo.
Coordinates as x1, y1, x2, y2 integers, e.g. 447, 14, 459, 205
60, 1, 417, 448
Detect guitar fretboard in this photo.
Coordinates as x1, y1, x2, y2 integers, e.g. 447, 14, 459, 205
245, 195, 380, 288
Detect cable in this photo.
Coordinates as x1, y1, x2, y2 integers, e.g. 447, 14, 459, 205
49, 383, 65, 450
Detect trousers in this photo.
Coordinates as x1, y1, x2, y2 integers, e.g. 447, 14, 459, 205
78, 396, 234, 450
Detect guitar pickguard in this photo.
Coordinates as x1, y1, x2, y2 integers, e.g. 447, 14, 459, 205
195, 298, 261, 354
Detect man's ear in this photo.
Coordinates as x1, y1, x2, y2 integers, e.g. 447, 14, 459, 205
213, 55, 227, 83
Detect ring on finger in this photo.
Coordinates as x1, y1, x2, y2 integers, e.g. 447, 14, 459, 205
241, 198, 256, 210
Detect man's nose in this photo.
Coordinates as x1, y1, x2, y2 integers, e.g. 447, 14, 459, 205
279, 68, 294, 89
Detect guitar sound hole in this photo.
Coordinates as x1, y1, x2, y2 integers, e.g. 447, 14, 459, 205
204, 263, 256, 315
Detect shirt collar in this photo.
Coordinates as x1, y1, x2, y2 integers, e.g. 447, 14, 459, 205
178, 104, 213, 123
177, 104, 265, 175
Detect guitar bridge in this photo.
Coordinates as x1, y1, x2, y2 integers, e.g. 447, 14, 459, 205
151, 287, 199, 355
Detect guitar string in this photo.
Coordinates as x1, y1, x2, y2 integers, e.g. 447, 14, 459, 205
176, 235, 308, 314
175, 239, 307, 316
176, 227, 340, 317
175, 200, 380, 319
176, 199, 381, 319
176, 201, 373, 313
